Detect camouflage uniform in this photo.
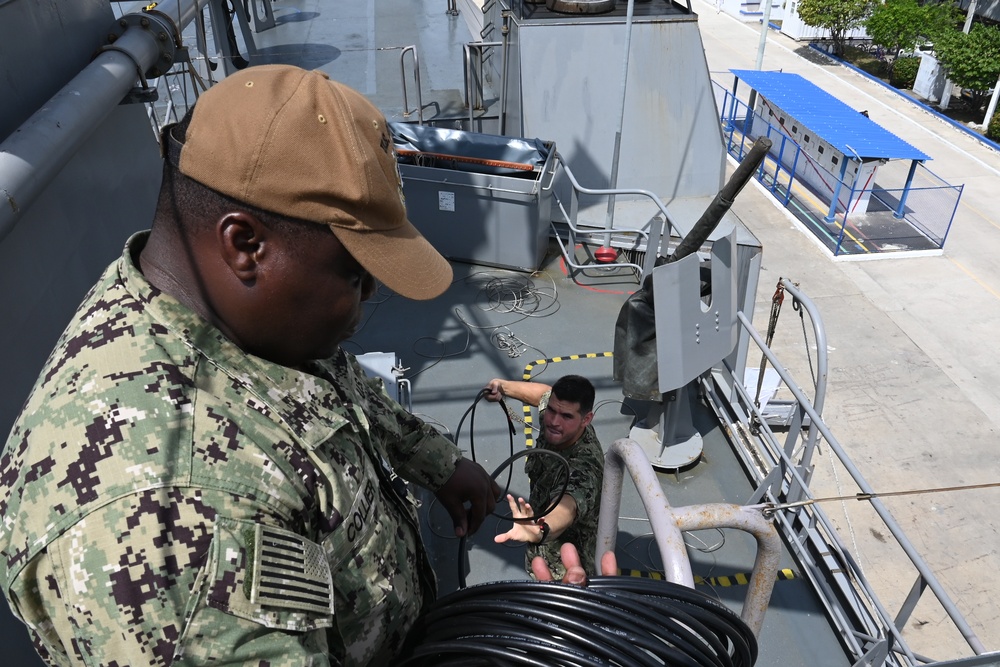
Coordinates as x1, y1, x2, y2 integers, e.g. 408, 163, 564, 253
0, 232, 462, 666
524, 391, 604, 579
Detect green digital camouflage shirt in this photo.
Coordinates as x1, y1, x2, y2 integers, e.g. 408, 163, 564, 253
523, 391, 604, 579
0, 232, 462, 667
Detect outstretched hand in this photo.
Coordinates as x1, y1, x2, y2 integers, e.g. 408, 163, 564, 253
531, 543, 618, 585
494, 494, 544, 544
435, 458, 501, 537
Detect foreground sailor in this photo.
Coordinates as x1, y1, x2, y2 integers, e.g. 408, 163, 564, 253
484, 375, 605, 579
0, 65, 508, 666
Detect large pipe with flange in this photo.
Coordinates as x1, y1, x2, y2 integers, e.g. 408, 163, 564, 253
0, 0, 207, 243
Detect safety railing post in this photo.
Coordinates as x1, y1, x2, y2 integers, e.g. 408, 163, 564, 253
399, 45, 423, 123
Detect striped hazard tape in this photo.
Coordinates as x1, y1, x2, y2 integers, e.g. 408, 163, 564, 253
519, 352, 614, 447
618, 568, 797, 587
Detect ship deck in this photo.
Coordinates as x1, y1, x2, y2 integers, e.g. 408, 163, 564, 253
189, 0, 1000, 664
0, 0, 995, 664
214, 1, 921, 664
348, 253, 852, 666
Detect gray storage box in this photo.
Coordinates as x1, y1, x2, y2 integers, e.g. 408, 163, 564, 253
391, 124, 555, 272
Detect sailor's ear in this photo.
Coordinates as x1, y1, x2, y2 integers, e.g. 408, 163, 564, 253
581, 412, 594, 428
216, 211, 269, 282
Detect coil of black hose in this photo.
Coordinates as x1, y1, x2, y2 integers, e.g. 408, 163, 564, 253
400, 576, 757, 667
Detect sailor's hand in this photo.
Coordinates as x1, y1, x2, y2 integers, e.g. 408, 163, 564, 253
494, 495, 544, 544
531, 543, 619, 585
483, 379, 505, 402
435, 458, 500, 537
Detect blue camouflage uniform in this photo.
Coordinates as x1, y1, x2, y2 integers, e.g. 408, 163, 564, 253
524, 391, 604, 580
0, 232, 462, 666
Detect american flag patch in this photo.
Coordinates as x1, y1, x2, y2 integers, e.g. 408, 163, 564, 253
248, 524, 335, 616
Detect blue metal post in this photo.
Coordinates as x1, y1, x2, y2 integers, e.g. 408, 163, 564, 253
743, 83, 757, 138
785, 143, 800, 206
825, 158, 850, 223
846, 164, 858, 219
725, 92, 739, 154
894, 160, 919, 219
773, 134, 786, 197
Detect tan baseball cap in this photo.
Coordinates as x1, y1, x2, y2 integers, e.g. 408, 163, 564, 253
165, 64, 452, 300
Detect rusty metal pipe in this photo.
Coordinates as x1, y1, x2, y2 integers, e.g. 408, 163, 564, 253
597, 438, 781, 636
671, 503, 780, 636
597, 438, 694, 586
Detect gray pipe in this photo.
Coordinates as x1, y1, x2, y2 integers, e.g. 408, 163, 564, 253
597, 438, 695, 587
671, 504, 780, 636
597, 438, 781, 636
0, 0, 205, 243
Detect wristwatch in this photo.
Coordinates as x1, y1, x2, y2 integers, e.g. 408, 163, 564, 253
535, 519, 550, 544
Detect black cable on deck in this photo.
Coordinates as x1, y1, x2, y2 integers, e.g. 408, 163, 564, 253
401, 577, 757, 666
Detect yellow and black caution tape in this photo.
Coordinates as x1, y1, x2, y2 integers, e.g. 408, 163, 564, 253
518, 352, 614, 447
619, 568, 797, 587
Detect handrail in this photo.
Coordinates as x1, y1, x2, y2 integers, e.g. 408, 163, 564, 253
400, 45, 423, 123
394, 174, 540, 198
723, 369, 919, 664
463, 41, 502, 129
729, 307, 987, 657
777, 277, 828, 481
596, 438, 781, 637
549, 152, 679, 281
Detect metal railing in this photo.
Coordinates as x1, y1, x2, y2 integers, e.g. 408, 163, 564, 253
400, 45, 424, 123
702, 282, 989, 665
463, 41, 502, 131
547, 153, 680, 281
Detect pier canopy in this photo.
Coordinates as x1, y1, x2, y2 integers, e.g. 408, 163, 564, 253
730, 69, 930, 162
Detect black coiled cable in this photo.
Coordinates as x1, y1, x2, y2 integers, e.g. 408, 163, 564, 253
401, 577, 757, 667
452, 389, 572, 589
453, 388, 569, 524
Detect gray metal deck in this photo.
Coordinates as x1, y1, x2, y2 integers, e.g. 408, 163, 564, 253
349, 251, 850, 666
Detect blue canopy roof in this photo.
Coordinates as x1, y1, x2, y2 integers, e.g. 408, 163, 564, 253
730, 69, 930, 162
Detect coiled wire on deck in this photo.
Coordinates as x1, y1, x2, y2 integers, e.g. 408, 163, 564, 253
401, 576, 757, 666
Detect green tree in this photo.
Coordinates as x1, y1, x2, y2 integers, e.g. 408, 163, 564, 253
797, 0, 873, 56
865, 0, 958, 78
987, 110, 1000, 141
935, 22, 1000, 110
865, 0, 956, 58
